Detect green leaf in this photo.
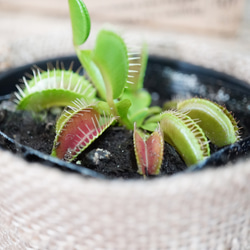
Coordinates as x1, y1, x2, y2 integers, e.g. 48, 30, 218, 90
160, 111, 210, 166
144, 113, 162, 125
95, 101, 112, 116
121, 89, 151, 116
92, 29, 129, 100
68, 0, 91, 46
142, 111, 162, 132
129, 108, 149, 127
177, 98, 240, 147
115, 99, 133, 129
147, 106, 162, 116
130, 106, 162, 129
77, 49, 106, 100
15, 69, 96, 111
16, 89, 88, 112
141, 122, 158, 132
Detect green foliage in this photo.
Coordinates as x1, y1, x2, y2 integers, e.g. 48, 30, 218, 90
68, 0, 91, 46
77, 50, 106, 100
92, 30, 129, 100
161, 111, 210, 166
177, 98, 240, 147
15, 68, 96, 111
14, 0, 240, 173
70, 4, 158, 131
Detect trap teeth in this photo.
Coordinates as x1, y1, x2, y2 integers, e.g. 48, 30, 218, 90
134, 123, 163, 177
160, 110, 210, 166
177, 98, 240, 147
51, 105, 115, 162
15, 68, 96, 112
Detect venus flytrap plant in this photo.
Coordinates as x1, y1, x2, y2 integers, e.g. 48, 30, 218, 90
14, 0, 241, 177
160, 110, 210, 166
134, 123, 164, 177
14, 0, 159, 167
68, 0, 90, 47
15, 65, 96, 111
51, 98, 116, 161
177, 98, 240, 147
68, 0, 158, 129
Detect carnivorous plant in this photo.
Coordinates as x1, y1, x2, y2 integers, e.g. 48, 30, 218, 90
15, 0, 240, 177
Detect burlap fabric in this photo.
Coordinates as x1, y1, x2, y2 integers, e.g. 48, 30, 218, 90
0, 149, 249, 249
1, 2, 250, 248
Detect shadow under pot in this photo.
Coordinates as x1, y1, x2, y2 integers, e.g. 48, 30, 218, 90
0, 55, 250, 179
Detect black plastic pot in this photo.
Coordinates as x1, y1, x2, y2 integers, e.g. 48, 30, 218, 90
0, 55, 250, 178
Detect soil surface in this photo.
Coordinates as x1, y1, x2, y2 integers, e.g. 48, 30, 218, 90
0, 96, 189, 179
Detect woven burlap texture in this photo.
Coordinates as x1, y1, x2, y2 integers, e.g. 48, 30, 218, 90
1, 30, 250, 249
1, 150, 250, 250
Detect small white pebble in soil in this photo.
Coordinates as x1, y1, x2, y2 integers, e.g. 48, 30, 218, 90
86, 148, 111, 165
214, 88, 230, 102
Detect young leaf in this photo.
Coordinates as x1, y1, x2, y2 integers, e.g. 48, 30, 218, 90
177, 98, 240, 147
134, 123, 164, 177
121, 88, 151, 115
92, 29, 129, 100
95, 101, 113, 116
143, 113, 162, 125
129, 108, 149, 128
115, 99, 133, 129
141, 109, 163, 132
160, 110, 210, 166
141, 122, 158, 132
133, 106, 162, 130
120, 88, 156, 128
15, 68, 96, 111
51, 101, 116, 162
68, 0, 91, 46
76, 50, 107, 100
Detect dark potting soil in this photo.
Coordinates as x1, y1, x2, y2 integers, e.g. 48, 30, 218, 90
0, 97, 187, 179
